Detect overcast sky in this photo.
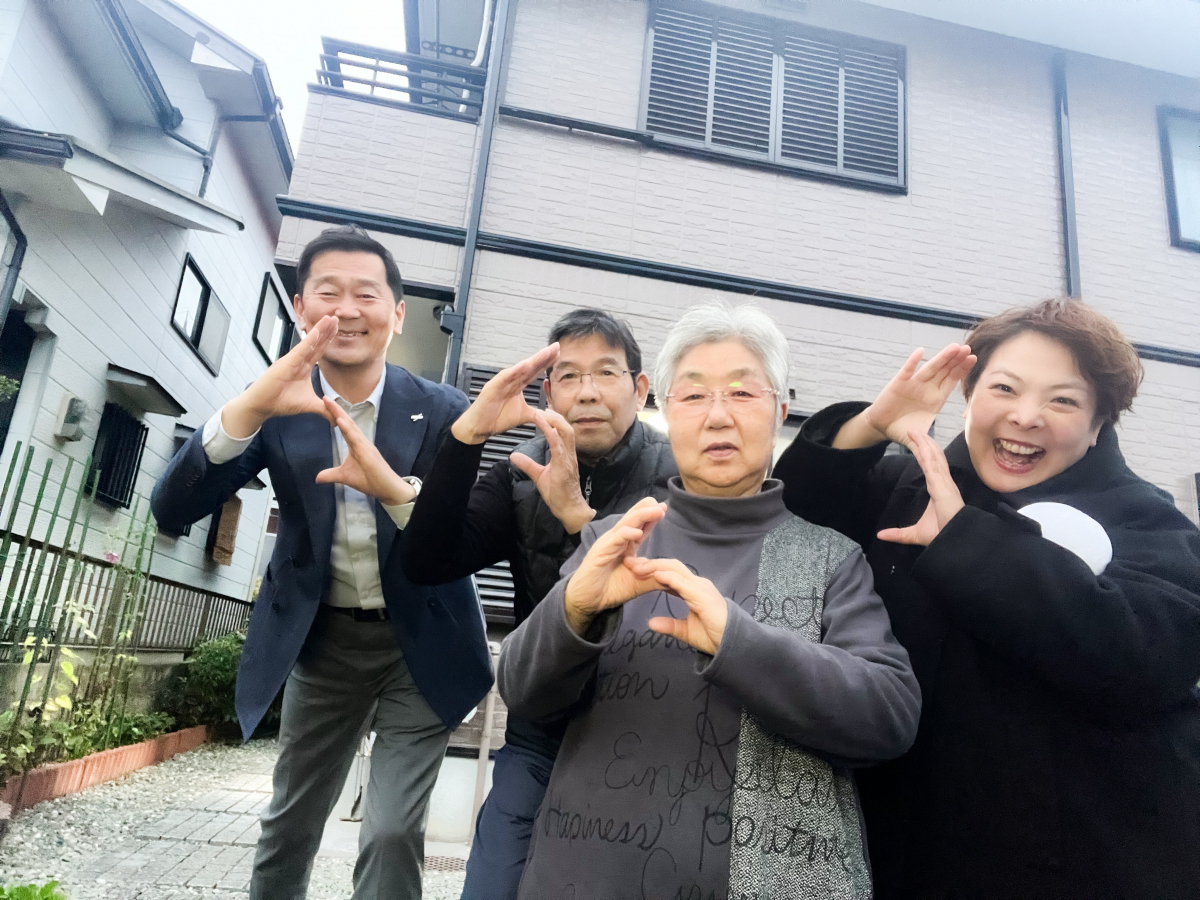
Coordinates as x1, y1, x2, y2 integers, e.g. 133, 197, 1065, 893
179, 0, 408, 151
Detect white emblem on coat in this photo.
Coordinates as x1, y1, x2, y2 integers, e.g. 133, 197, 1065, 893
1018, 502, 1113, 575
411, 413, 424, 421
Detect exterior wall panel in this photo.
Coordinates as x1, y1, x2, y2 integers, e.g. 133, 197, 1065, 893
0, 0, 114, 146
505, 0, 648, 128
485, 0, 1065, 319
287, 91, 479, 229
1069, 56, 1200, 349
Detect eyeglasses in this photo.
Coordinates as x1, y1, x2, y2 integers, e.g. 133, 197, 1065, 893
550, 367, 632, 390
664, 383, 779, 416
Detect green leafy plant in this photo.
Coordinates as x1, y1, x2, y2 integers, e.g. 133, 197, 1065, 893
157, 632, 280, 737
0, 375, 20, 403
0, 882, 68, 899
0, 700, 174, 780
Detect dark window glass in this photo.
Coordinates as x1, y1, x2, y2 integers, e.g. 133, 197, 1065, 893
171, 255, 228, 374
253, 275, 295, 364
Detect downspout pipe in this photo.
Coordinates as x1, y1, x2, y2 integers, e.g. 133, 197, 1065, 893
440, 0, 513, 386
1053, 54, 1082, 298
0, 190, 28, 341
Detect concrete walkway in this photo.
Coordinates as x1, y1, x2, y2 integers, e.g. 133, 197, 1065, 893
0, 740, 471, 899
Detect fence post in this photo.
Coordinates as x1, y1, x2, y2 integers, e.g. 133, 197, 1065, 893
470, 642, 502, 842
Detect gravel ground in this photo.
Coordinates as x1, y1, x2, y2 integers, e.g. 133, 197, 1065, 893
0, 739, 466, 899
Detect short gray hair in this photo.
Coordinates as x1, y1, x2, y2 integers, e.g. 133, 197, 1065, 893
653, 302, 789, 414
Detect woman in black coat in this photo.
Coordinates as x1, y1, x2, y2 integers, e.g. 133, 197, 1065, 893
775, 298, 1200, 900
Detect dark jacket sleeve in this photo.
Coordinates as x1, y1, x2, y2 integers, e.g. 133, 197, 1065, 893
913, 502, 1200, 716
399, 436, 519, 585
701, 548, 921, 764
150, 426, 266, 535
775, 402, 906, 548
497, 522, 618, 722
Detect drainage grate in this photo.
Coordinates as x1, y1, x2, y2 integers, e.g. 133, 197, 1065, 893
426, 855, 468, 872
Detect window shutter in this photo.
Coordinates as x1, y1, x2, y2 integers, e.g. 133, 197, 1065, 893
644, 3, 905, 187
711, 18, 774, 155
840, 46, 902, 179
645, 6, 713, 143
458, 364, 546, 625
779, 33, 841, 169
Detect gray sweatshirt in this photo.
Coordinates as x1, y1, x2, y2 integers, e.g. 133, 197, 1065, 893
499, 479, 920, 900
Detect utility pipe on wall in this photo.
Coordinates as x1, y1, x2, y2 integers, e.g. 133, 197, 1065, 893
441, 0, 514, 386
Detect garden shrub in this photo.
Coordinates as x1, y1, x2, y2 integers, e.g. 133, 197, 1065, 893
157, 632, 281, 737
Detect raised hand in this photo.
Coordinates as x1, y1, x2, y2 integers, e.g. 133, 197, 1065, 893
563, 498, 667, 636
221, 316, 340, 438
834, 343, 976, 450
314, 396, 415, 505
629, 558, 729, 656
877, 429, 965, 546
511, 409, 595, 534
451, 344, 560, 445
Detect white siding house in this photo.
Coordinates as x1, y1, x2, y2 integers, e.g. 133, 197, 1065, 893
0, 0, 294, 607
276, 0, 1200, 555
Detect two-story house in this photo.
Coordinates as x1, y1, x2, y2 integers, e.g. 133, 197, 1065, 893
275, 0, 1200, 625
0, 0, 294, 633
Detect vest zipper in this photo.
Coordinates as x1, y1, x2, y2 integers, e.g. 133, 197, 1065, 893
583, 474, 593, 504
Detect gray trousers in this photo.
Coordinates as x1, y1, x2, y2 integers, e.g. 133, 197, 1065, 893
249, 606, 449, 900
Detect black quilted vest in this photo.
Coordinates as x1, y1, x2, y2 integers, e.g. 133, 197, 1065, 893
507, 420, 676, 624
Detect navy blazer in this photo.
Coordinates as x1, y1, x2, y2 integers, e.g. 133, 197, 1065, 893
151, 365, 492, 739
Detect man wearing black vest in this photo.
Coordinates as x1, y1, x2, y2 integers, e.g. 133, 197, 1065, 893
399, 309, 676, 900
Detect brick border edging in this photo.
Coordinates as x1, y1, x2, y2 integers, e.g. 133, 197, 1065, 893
0, 725, 208, 813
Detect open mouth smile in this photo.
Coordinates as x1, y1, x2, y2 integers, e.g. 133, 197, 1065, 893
993, 438, 1046, 473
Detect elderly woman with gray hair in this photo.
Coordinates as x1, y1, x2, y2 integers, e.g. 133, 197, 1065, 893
497, 303, 920, 899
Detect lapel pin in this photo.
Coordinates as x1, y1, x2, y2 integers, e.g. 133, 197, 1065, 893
411, 413, 424, 421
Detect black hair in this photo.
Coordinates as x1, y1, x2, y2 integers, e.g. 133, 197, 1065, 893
295, 225, 404, 302
547, 308, 642, 378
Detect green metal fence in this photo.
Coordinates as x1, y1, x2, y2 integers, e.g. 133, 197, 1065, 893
0, 440, 252, 760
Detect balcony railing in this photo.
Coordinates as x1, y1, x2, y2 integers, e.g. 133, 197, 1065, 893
316, 37, 487, 122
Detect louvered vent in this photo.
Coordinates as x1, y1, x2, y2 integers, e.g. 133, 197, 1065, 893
644, 3, 904, 187
842, 46, 902, 178
711, 18, 774, 155
779, 34, 840, 168
645, 7, 712, 142
458, 364, 546, 626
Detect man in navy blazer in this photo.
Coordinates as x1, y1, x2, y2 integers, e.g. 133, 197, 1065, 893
152, 225, 491, 899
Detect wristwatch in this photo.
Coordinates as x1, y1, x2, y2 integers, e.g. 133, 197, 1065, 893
401, 476, 422, 499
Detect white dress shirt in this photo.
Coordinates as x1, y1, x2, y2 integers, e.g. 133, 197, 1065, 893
201, 369, 414, 609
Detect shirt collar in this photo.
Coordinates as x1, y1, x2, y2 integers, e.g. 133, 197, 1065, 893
318, 367, 387, 412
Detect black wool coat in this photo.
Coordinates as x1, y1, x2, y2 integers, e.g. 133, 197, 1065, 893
774, 401, 1200, 900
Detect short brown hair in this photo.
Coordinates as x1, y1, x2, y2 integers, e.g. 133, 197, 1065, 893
963, 298, 1143, 425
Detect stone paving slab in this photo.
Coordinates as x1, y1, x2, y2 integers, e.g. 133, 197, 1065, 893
1, 739, 467, 899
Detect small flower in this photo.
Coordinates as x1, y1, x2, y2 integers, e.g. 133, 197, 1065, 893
103, 551, 120, 564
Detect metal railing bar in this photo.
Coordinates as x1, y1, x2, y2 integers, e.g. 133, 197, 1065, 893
313, 70, 485, 108
321, 38, 485, 78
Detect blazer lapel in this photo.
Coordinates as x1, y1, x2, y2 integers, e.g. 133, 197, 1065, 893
281, 368, 336, 574
374, 365, 431, 574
